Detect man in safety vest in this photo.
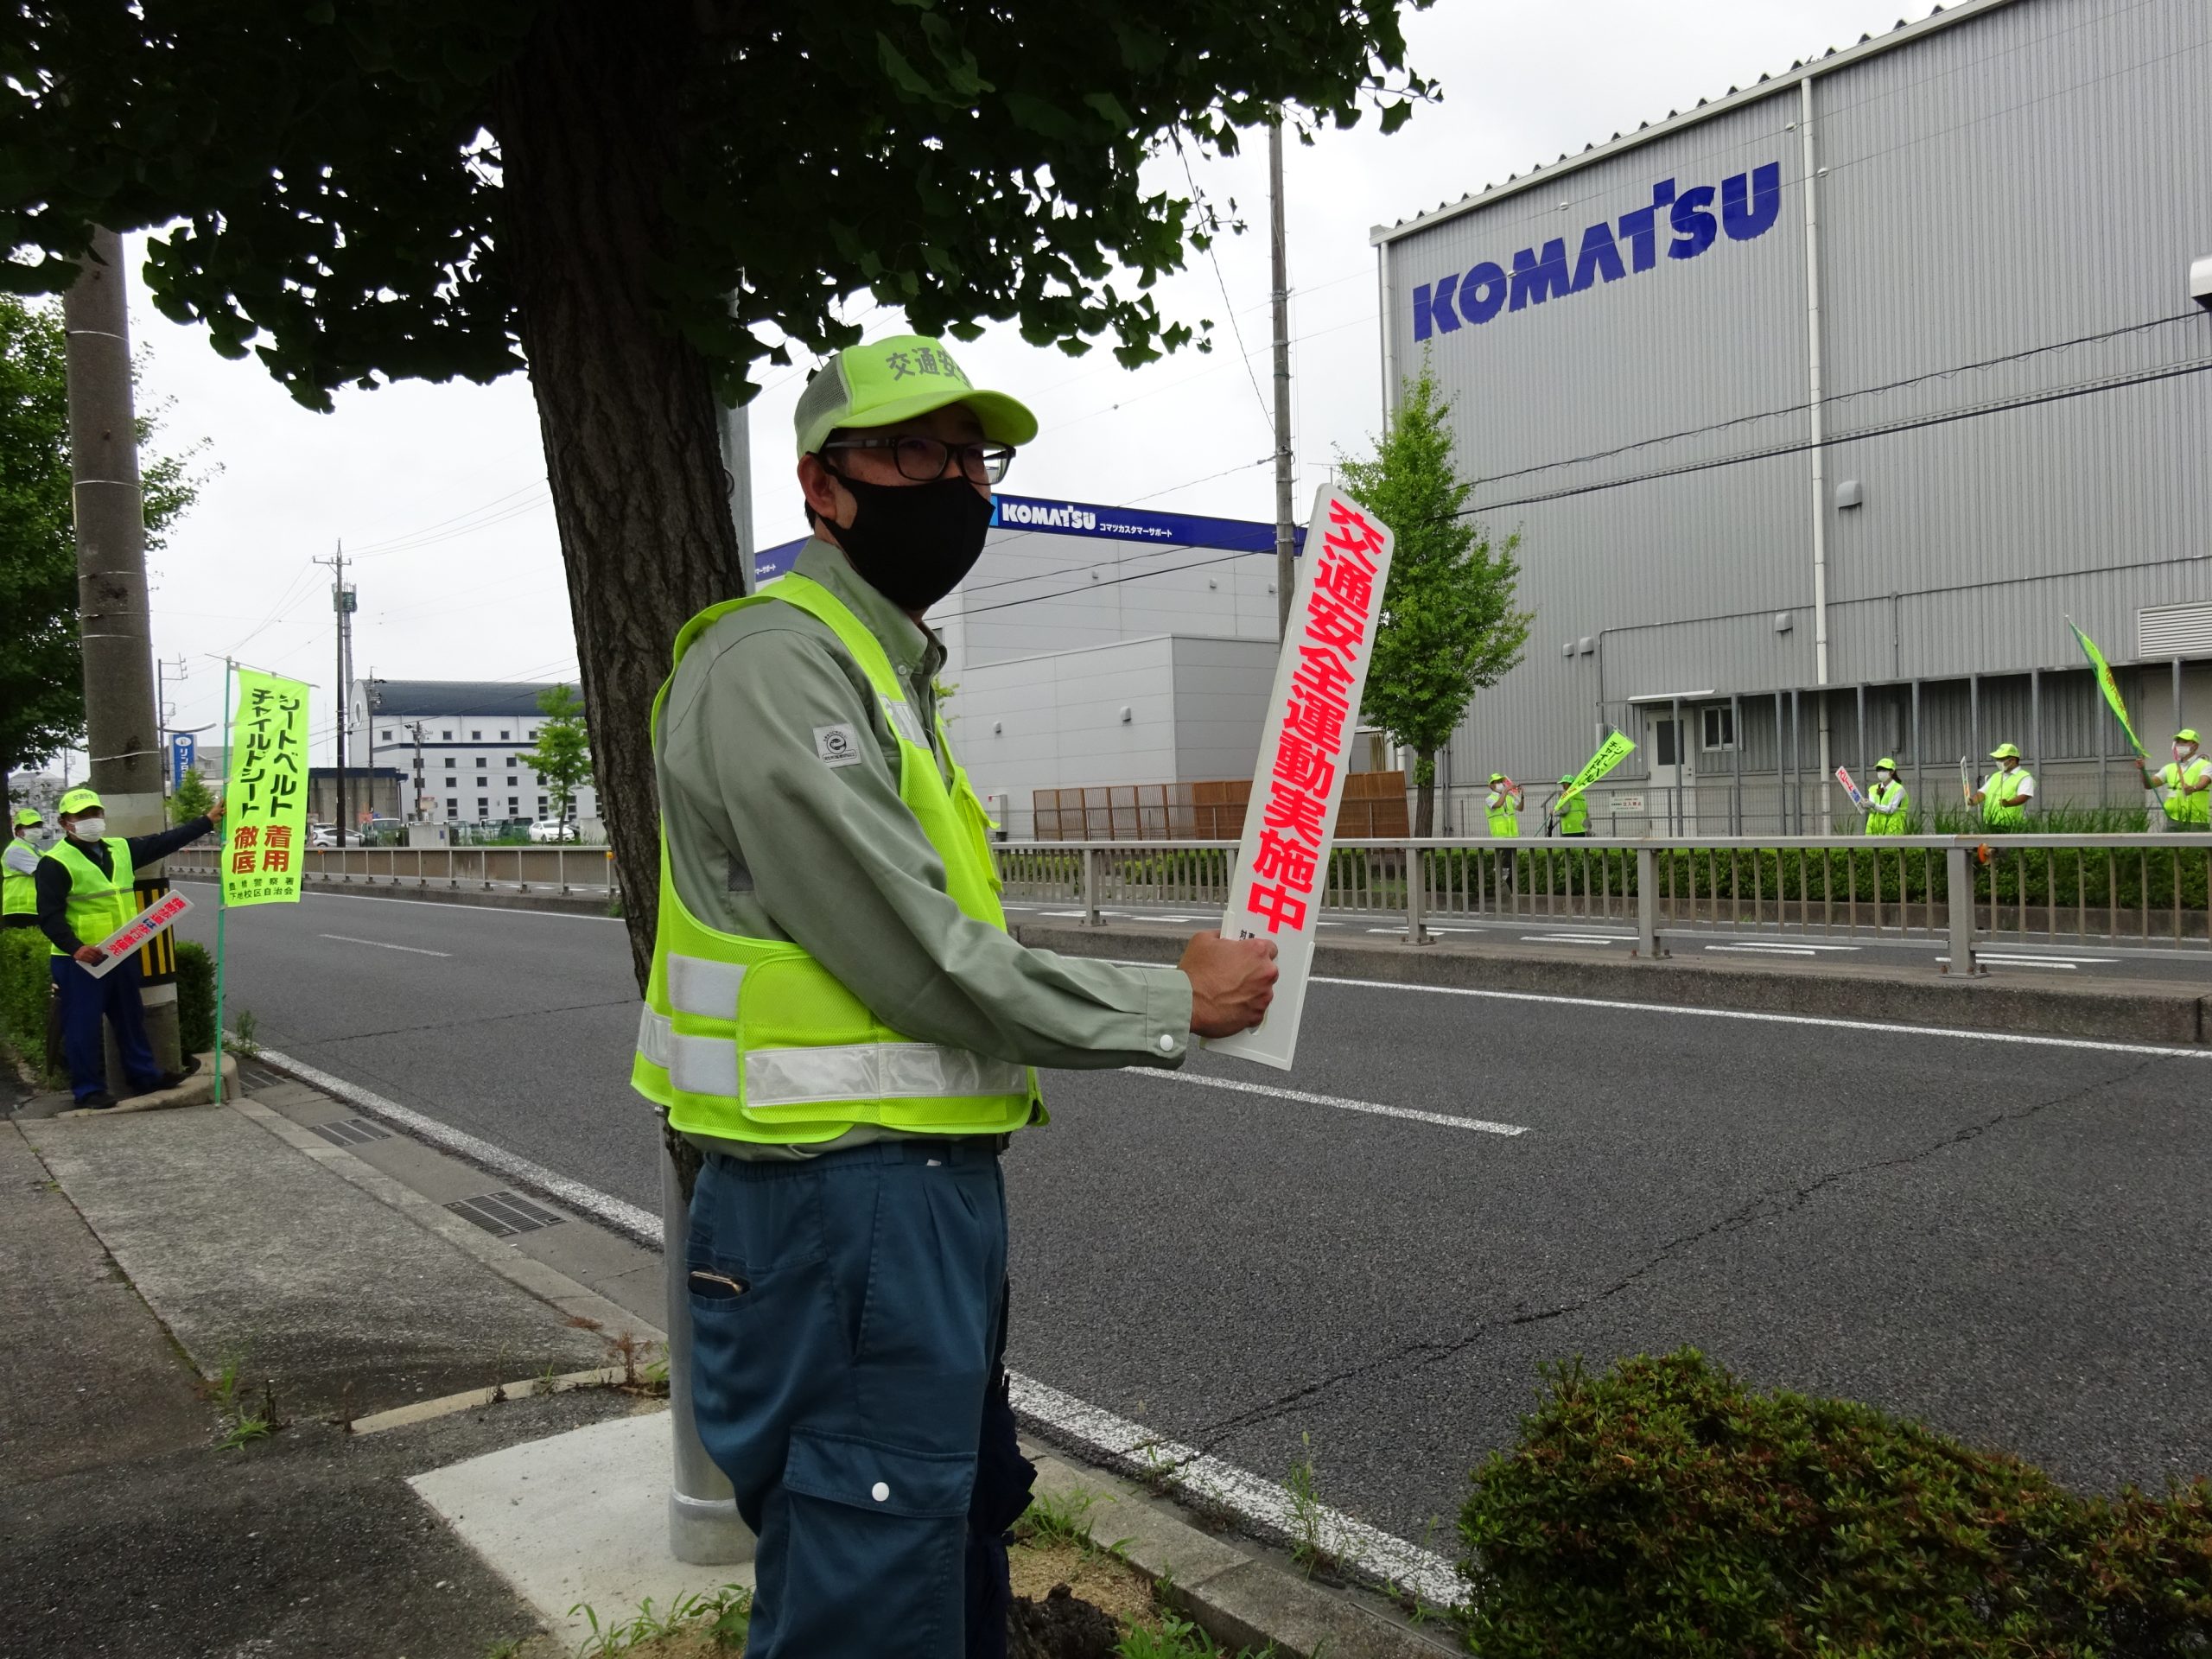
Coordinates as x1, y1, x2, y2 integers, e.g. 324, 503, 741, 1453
3, 806, 43, 930
35, 786, 224, 1107
1552, 775, 1591, 837
2137, 728, 2212, 830
1858, 759, 1910, 834
1970, 743, 2034, 829
632, 335, 1278, 1658
1484, 772, 1521, 886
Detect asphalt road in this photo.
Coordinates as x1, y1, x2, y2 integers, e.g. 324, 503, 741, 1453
177, 881, 2212, 1544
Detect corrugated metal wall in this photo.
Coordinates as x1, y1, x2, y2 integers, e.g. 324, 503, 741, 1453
1379, 0, 2212, 796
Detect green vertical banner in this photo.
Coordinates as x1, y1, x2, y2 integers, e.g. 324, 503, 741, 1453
2067, 617, 2145, 760
1559, 731, 1638, 803
222, 670, 311, 907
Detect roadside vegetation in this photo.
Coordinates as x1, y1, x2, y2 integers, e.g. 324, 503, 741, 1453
1459, 1347, 2212, 1656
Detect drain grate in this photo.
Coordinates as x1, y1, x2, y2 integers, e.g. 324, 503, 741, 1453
310, 1116, 391, 1148
238, 1062, 287, 1091
447, 1191, 565, 1237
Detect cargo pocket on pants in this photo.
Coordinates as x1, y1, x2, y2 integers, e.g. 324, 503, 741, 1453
780, 1429, 976, 1656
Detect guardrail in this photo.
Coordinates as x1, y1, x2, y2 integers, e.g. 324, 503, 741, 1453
168, 845, 622, 896
996, 835, 2212, 970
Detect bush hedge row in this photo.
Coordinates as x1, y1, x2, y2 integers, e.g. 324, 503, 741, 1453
1459, 1348, 2212, 1656
0, 926, 62, 1088
175, 939, 215, 1057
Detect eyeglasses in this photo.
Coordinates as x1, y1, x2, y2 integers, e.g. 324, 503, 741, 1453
821, 435, 1015, 486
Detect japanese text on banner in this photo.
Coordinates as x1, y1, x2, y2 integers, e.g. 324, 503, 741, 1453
223, 670, 310, 908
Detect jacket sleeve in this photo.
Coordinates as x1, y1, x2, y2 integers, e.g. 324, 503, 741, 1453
662, 623, 1193, 1071
35, 856, 79, 954
126, 817, 217, 866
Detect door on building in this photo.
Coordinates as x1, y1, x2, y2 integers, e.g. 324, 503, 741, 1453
1647, 712, 1694, 835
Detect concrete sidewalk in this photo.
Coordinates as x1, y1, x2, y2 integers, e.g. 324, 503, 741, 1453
1014, 918, 2212, 1046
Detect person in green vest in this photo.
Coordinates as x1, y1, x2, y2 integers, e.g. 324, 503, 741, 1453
2137, 728, 2212, 830
1552, 774, 1591, 836
1857, 758, 1910, 834
1970, 742, 2035, 829
632, 335, 1279, 1658
3, 805, 43, 930
35, 786, 223, 1107
1484, 772, 1522, 887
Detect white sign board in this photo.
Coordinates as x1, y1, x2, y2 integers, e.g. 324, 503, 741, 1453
82, 890, 194, 980
1211, 486, 1395, 1071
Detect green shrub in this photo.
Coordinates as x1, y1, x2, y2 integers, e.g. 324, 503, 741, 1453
1459, 1348, 2212, 1657
0, 925, 61, 1086
175, 939, 215, 1057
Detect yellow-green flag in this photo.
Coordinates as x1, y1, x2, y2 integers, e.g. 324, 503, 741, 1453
222, 670, 311, 907
2067, 617, 2145, 760
1560, 730, 1638, 803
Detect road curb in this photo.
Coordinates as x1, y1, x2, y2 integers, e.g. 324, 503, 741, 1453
1027, 1451, 1459, 1658
1012, 922, 2210, 1047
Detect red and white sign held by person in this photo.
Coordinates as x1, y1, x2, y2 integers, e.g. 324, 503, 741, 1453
1213, 486, 1396, 1071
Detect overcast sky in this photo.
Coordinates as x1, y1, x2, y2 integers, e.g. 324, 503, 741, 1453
118, 0, 1940, 767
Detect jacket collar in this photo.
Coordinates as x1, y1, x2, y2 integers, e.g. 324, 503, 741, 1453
791, 539, 944, 684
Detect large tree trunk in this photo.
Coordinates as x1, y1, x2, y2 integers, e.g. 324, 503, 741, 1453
1413, 747, 1436, 838
493, 3, 742, 994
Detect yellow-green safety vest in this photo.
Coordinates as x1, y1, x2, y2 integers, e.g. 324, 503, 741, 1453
46, 836, 136, 957
1485, 791, 1518, 837
1864, 779, 1909, 835
2158, 759, 2212, 825
630, 574, 1040, 1146
1556, 791, 1590, 836
2, 841, 38, 919
1983, 767, 2031, 829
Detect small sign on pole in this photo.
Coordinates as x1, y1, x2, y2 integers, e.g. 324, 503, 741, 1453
168, 731, 196, 791
1211, 486, 1396, 1072
81, 891, 194, 980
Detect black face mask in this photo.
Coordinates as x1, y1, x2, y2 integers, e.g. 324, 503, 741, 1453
829, 473, 994, 613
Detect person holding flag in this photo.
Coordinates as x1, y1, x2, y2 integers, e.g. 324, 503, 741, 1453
1485, 772, 1522, 885
1552, 774, 1591, 837
2138, 729, 2212, 830
3, 806, 44, 930
35, 786, 224, 1109
1856, 759, 1910, 834
1969, 744, 2035, 830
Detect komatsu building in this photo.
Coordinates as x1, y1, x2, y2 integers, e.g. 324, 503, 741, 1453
1372, 0, 2212, 833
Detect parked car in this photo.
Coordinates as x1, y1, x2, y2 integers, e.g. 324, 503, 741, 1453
527, 817, 577, 843
308, 822, 338, 849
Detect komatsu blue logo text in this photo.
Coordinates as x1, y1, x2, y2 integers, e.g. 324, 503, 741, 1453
1411, 162, 1782, 340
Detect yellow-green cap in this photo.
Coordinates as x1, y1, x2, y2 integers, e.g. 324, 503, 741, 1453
1990, 742, 2021, 760
2177, 728, 2201, 744
1559, 775, 1574, 786
793, 334, 1038, 459
12, 806, 41, 826
1489, 772, 1507, 784
1875, 757, 1897, 770
57, 787, 102, 814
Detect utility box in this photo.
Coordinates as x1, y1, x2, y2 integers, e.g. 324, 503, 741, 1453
405, 823, 451, 849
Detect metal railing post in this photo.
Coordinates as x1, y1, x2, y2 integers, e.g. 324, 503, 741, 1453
1946, 844, 1981, 976
1636, 844, 1668, 957
661, 1135, 754, 1565
1082, 845, 1102, 927
1404, 846, 1432, 944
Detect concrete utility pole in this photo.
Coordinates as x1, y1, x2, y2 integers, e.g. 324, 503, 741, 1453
64, 226, 181, 1073
316, 546, 354, 844
1269, 116, 1296, 641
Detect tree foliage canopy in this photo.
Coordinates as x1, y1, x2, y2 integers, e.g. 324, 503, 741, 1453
517, 682, 591, 825
1338, 358, 1530, 830
0, 295, 204, 778
1, 1, 1433, 406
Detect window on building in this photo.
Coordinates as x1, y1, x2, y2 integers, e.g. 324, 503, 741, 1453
477, 798, 489, 817
442, 729, 453, 740
499, 729, 510, 740
537, 796, 549, 815
1701, 707, 1737, 752
507, 797, 519, 813
446, 802, 459, 819
527, 728, 539, 739
471, 728, 481, 739
443, 758, 456, 771
506, 774, 518, 787
379, 728, 393, 741
1653, 720, 1680, 768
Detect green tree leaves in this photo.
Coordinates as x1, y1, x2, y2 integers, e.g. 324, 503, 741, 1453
517, 683, 592, 829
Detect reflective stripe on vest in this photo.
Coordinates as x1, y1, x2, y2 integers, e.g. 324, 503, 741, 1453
47, 836, 136, 957
2160, 760, 2212, 824
631, 574, 1039, 1145
1866, 781, 1908, 835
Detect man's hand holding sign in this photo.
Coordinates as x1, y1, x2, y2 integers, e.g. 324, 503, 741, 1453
1213, 487, 1397, 1071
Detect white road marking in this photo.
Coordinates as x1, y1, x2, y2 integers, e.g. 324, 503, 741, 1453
1009, 1373, 1463, 1607
319, 933, 454, 957
1520, 934, 1628, 945
1704, 940, 1859, 953
1304, 974, 2212, 1060
243, 1040, 1460, 1605
1123, 1067, 1528, 1136
1705, 944, 1817, 957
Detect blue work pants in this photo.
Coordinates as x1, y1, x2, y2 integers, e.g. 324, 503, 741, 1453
688, 1137, 1033, 1659
51, 953, 160, 1101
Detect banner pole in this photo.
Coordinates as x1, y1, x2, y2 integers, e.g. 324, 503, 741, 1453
212, 657, 232, 1105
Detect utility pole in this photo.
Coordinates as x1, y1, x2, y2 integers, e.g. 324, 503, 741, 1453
1268, 115, 1296, 640
409, 720, 428, 823
156, 653, 187, 803
65, 226, 183, 1075
316, 546, 354, 844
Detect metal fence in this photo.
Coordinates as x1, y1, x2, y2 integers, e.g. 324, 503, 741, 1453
168, 845, 621, 894
995, 835, 2212, 968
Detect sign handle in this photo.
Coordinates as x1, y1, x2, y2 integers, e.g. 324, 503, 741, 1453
213, 658, 232, 1106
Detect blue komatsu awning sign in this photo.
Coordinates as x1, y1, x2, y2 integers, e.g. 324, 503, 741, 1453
1411, 162, 1783, 341
753, 494, 1301, 582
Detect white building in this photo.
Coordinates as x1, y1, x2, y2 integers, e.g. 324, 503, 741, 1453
346, 680, 598, 828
